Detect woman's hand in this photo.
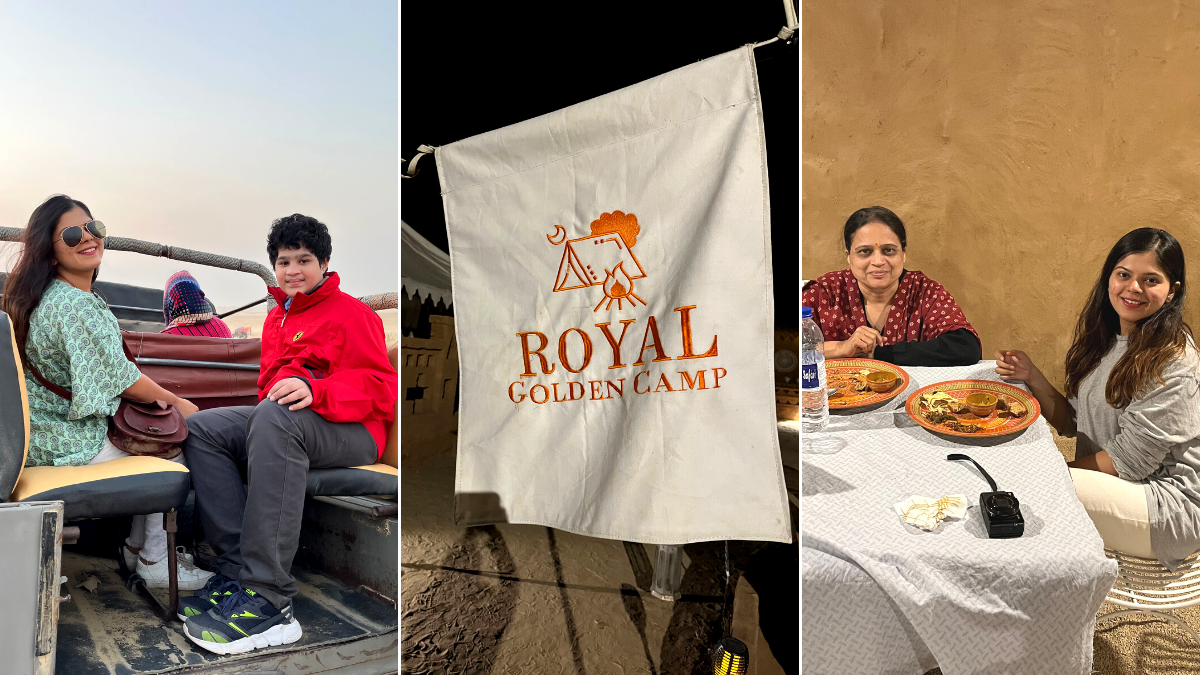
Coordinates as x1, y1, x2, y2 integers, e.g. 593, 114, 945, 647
995, 348, 1077, 437
823, 340, 851, 358
269, 377, 314, 411
174, 397, 199, 419
1068, 449, 1120, 477
846, 326, 882, 358
124, 374, 201, 418
995, 350, 1036, 383
825, 327, 882, 358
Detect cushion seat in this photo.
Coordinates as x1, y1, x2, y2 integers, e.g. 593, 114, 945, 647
304, 344, 399, 499
306, 463, 397, 497
13, 456, 191, 520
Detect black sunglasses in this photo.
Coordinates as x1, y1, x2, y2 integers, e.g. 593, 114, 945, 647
55, 220, 106, 248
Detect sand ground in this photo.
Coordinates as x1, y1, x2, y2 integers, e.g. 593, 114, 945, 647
400, 448, 795, 675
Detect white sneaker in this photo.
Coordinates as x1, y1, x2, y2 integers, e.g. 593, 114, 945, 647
175, 546, 196, 565
121, 545, 138, 572
137, 557, 214, 591
123, 546, 194, 571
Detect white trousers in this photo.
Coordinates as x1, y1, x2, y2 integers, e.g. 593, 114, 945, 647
1070, 467, 1154, 559
88, 438, 186, 564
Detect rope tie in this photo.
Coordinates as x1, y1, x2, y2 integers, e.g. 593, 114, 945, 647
402, 144, 435, 179
756, 0, 798, 47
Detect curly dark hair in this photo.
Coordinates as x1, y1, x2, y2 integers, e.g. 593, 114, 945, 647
266, 214, 332, 265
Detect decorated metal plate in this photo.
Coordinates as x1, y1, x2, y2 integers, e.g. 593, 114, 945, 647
825, 358, 910, 409
904, 379, 1042, 438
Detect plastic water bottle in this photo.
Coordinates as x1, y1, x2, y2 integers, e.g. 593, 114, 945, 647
650, 544, 684, 601
801, 306, 828, 433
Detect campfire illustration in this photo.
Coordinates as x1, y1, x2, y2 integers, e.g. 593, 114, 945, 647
548, 210, 648, 312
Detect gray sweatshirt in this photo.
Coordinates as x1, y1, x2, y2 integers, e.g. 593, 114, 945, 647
1069, 336, 1200, 569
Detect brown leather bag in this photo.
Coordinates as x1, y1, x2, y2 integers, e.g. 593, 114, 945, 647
108, 398, 188, 458
25, 341, 188, 459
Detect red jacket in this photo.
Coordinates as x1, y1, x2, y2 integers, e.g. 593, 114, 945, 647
260, 272, 397, 457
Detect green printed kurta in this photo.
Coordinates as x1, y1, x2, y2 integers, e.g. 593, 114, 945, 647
24, 279, 141, 467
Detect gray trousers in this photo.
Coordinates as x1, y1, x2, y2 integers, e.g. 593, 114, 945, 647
183, 400, 377, 608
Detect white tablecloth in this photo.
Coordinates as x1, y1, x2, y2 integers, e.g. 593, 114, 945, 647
801, 362, 1117, 675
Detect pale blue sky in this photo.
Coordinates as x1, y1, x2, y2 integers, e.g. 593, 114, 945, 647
0, 1, 397, 307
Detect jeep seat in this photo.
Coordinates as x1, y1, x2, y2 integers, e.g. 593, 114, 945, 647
0, 312, 192, 620
11, 457, 190, 520
305, 343, 399, 497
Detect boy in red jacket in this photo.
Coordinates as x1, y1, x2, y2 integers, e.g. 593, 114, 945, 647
179, 214, 397, 654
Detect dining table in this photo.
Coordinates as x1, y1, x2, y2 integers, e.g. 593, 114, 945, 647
801, 361, 1118, 675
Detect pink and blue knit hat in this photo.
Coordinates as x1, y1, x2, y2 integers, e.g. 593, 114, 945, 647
163, 271, 214, 327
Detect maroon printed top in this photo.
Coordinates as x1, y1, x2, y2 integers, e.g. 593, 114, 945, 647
802, 270, 978, 346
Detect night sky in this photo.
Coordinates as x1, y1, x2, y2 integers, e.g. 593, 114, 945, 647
401, 3, 798, 328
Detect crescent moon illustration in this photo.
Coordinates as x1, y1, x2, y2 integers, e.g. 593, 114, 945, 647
546, 224, 567, 245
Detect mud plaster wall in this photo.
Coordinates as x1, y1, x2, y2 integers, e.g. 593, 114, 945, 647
803, 1, 1200, 389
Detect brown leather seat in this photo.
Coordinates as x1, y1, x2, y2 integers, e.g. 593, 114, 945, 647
123, 331, 261, 410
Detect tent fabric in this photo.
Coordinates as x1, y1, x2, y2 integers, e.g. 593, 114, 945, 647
436, 46, 790, 544
401, 220, 453, 306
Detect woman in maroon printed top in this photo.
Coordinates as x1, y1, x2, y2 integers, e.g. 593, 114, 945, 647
802, 206, 982, 366
161, 270, 233, 338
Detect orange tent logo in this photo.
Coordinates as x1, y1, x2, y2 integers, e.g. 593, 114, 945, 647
547, 211, 647, 312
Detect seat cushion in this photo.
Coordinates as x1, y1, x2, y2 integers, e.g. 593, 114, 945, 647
380, 343, 398, 469
0, 312, 30, 502
13, 456, 191, 519
307, 464, 397, 497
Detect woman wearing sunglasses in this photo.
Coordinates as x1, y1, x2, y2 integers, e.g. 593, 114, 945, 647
3, 195, 212, 590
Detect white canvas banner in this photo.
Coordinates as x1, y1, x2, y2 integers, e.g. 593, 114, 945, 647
436, 46, 790, 544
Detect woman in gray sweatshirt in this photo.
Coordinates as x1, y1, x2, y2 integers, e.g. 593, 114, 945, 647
995, 228, 1200, 570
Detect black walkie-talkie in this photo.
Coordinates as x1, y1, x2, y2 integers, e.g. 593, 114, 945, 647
947, 453, 1024, 539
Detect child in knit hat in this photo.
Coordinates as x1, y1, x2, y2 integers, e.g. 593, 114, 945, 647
162, 270, 232, 338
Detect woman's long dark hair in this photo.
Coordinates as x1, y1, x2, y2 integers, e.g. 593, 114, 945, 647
1064, 228, 1190, 407
3, 195, 99, 366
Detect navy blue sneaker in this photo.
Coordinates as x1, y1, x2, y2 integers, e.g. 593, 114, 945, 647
176, 573, 239, 621
183, 588, 302, 655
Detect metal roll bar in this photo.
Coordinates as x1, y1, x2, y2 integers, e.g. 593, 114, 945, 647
0, 227, 278, 290
0, 228, 399, 315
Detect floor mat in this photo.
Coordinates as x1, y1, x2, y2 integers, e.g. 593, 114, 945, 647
55, 550, 397, 675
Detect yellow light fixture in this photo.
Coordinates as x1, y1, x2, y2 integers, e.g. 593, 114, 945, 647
712, 636, 748, 675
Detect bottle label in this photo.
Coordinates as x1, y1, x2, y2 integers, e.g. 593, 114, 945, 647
801, 363, 820, 390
